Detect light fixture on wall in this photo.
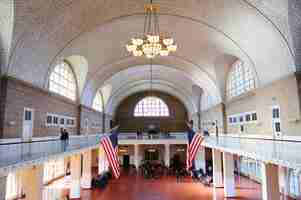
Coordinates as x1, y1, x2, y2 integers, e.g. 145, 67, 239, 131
126, 0, 177, 59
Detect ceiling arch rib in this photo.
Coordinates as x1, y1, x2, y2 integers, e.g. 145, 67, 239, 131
0, 0, 14, 73
102, 66, 198, 104
106, 80, 197, 117
81, 63, 222, 112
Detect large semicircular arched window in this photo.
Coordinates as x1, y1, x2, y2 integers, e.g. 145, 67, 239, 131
134, 96, 170, 117
49, 61, 77, 101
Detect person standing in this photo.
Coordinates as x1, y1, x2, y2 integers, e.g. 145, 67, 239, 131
60, 128, 69, 151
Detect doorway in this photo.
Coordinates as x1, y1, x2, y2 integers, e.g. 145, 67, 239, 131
22, 108, 34, 142
145, 148, 159, 161
123, 155, 130, 168
272, 106, 281, 139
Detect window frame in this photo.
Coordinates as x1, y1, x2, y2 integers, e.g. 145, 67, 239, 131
49, 61, 77, 101
227, 60, 255, 99
133, 96, 170, 117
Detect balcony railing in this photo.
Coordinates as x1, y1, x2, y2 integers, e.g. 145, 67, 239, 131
202, 136, 301, 171
118, 132, 187, 140
0, 135, 101, 174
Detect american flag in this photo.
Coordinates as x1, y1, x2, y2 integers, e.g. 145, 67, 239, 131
101, 127, 120, 179
186, 128, 204, 170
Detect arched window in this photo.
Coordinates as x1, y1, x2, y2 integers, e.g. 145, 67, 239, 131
49, 62, 77, 101
227, 60, 255, 98
134, 97, 169, 117
92, 91, 103, 112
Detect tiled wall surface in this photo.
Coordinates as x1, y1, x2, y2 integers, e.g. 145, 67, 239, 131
79, 105, 103, 135
0, 77, 104, 139
202, 74, 301, 137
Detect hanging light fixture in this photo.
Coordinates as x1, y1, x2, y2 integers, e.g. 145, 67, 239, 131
149, 60, 153, 96
126, 0, 177, 59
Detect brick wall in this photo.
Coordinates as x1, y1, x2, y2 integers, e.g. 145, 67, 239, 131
0, 77, 103, 139
79, 105, 103, 135
114, 91, 188, 133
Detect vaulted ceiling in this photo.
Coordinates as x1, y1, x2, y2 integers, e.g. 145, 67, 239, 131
0, 0, 299, 116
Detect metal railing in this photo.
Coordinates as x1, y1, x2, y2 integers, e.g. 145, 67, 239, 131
0, 135, 101, 172
118, 132, 187, 140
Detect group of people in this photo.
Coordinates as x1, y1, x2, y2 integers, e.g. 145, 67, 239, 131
140, 161, 166, 179
60, 128, 69, 140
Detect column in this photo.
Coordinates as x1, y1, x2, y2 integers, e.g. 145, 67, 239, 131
278, 166, 287, 195
164, 144, 170, 167
98, 146, 106, 174
134, 144, 139, 169
70, 154, 81, 199
212, 149, 223, 187
0, 174, 7, 200
20, 165, 43, 200
223, 152, 236, 197
261, 163, 280, 200
195, 147, 206, 172
81, 150, 92, 189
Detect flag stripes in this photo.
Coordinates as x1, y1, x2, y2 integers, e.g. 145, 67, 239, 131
101, 136, 120, 179
186, 133, 204, 170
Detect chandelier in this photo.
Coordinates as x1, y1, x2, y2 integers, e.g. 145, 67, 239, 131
126, 0, 177, 59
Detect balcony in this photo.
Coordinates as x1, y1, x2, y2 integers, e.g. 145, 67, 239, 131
0, 135, 101, 175
202, 136, 301, 171
1, 134, 301, 176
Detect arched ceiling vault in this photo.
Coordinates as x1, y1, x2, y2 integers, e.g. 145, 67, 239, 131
106, 81, 197, 118
98, 65, 204, 115
2, 0, 297, 112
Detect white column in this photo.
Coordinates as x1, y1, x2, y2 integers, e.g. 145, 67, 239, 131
278, 166, 287, 195
261, 163, 280, 200
20, 165, 44, 200
134, 144, 139, 169
81, 150, 92, 189
98, 146, 106, 174
104, 156, 109, 171
212, 149, 223, 188
164, 144, 170, 167
223, 152, 236, 198
70, 154, 81, 199
195, 147, 206, 171
0, 174, 7, 200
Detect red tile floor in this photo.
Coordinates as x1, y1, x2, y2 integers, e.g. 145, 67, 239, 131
44, 172, 295, 200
